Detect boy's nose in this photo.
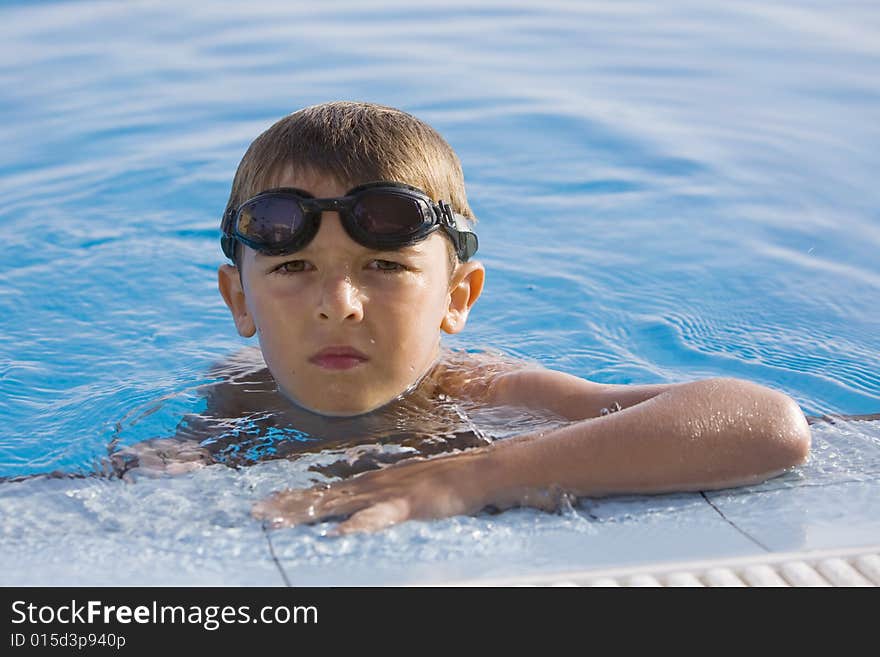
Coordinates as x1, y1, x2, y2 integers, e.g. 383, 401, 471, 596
315, 272, 364, 323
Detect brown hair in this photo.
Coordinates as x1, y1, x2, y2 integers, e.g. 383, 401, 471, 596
224, 101, 475, 271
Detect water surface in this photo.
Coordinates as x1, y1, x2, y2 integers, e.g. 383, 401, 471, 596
0, 0, 878, 582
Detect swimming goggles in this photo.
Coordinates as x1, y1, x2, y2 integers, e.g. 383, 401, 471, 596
221, 181, 478, 262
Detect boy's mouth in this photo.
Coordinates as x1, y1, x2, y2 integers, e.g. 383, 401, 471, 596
309, 346, 369, 371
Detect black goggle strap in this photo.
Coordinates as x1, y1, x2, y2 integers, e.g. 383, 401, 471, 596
220, 204, 238, 261
438, 201, 479, 262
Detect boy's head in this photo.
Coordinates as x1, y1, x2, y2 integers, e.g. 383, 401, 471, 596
217, 102, 485, 416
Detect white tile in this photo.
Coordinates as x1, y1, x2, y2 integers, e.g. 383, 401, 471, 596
269, 493, 762, 585
0, 468, 283, 586
705, 479, 880, 553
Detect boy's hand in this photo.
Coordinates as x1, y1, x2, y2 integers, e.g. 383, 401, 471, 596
110, 438, 213, 479
252, 448, 509, 534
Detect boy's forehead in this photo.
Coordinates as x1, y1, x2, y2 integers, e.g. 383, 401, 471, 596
266, 165, 350, 196
261, 163, 440, 203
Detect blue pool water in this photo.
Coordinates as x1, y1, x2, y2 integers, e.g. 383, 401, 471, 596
1, 1, 878, 585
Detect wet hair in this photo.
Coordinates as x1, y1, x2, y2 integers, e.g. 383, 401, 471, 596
223, 101, 475, 274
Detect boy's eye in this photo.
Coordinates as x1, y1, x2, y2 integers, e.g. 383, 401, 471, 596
369, 259, 406, 272
273, 260, 310, 274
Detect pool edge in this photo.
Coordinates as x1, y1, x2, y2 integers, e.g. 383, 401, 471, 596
431, 544, 880, 586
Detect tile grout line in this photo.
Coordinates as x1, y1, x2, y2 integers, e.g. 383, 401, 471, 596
261, 523, 291, 587
700, 491, 771, 552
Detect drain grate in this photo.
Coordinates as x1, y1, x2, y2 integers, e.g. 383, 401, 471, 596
442, 545, 880, 587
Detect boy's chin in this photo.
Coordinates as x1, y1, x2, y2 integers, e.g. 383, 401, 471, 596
281, 388, 400, 418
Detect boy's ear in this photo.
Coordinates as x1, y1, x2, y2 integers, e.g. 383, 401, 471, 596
441, 261, 485, 334
218, 265, 256, 338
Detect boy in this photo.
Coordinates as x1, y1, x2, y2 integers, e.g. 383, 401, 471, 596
140, 101, 812, 534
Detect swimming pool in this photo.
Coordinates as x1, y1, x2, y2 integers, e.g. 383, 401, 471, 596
1, 0, 878, 585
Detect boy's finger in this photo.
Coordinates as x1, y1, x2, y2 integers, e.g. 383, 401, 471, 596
251, 489, 322, 526
333, 498, 410, 535
164, 461, 207, 475
315, 491, 374, 517
251, 488, 370, 527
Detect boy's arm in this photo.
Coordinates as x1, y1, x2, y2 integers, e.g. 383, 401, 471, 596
437, 355, 685, 420
486, 367, 683, 420
253, 372, 811, 533
480, 373, 811, 493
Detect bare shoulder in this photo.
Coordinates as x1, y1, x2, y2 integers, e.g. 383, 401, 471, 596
432, 345, 543, 402
199, 346, 281, 417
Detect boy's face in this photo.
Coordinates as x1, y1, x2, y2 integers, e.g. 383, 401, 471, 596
218, 169, 484, 416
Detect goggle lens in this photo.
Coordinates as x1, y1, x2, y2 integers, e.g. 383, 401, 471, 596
351, 191, 427, 236
238, 195, 306, 247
